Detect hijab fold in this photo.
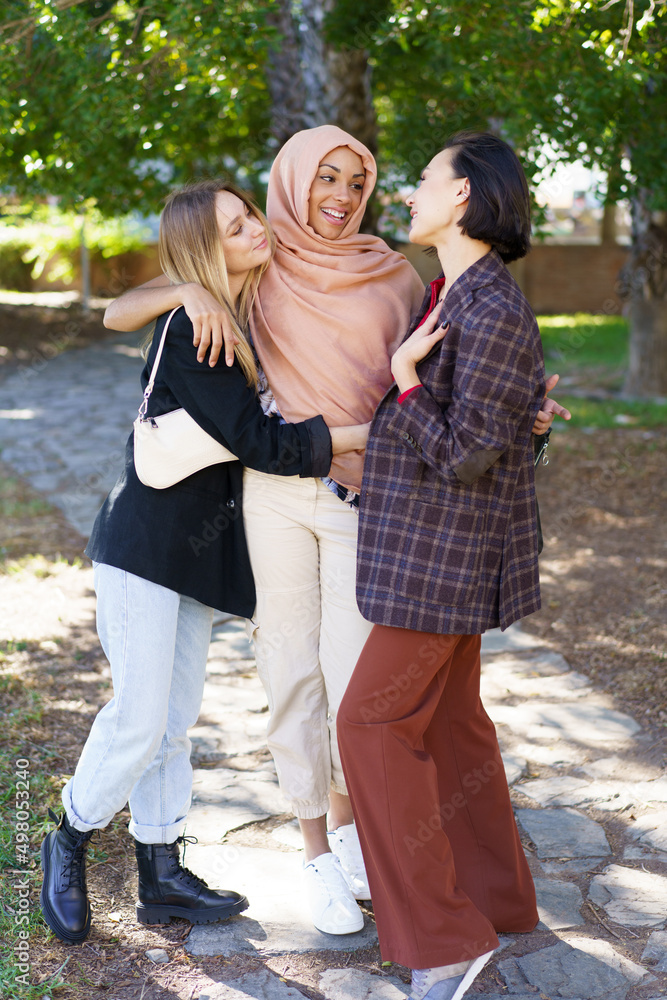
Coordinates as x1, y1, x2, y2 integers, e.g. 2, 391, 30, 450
251, 125, 425, 491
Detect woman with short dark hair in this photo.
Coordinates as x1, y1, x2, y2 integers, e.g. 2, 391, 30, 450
337, 132, 544, 1000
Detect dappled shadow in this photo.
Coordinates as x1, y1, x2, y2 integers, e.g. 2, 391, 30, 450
522, 426, 667, 751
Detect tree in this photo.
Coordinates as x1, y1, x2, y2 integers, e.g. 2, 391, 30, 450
1, 1, 665, 394
337, 0, 667, 397
264, 0, 382, 152
0, 0, 381, 209
506, 0, 667, 398
0, 0, 275, 213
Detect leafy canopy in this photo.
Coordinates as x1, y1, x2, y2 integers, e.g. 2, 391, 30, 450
0, 0, 275, 213
0, 0, 665, 216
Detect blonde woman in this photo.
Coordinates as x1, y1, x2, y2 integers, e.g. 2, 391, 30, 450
39, 181, 368, 946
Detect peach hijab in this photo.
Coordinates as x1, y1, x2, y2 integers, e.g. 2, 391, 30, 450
251, 124, 425, 491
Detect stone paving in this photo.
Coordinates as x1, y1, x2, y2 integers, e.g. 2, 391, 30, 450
1, 326, 667, 998
0, 327, 144, 535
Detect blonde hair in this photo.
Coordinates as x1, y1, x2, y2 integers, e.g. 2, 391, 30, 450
153, 180, 275, 387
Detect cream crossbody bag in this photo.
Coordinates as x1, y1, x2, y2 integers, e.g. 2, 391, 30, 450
133, 307, 238, 489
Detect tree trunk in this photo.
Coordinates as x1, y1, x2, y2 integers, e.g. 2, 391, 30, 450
265, 0, 377, 153
80, 212, 91, 313
265, 3, 306, 146
600, 200, 617, 245
621, 195, 667, 397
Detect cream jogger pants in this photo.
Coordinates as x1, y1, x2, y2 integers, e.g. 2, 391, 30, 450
242, 470, 373, 819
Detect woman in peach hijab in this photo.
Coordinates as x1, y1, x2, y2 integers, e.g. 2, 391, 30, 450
242, 127, 425, 933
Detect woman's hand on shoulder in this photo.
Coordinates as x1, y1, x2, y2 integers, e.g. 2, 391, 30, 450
391, 310, 449, 393
181, 284, 239, 368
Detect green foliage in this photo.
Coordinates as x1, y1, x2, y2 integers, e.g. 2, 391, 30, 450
537, 313, 667, 427
0, 0, 276, 215
365, 1, 667, 205
0, 198, 151, 287
0, 0, 664, 218
0, 236, 34, 290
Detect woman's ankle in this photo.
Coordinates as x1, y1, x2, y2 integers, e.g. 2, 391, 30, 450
299, 815, 330, 863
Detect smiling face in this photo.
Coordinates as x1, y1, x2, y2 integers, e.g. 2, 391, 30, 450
307, 145, 366, 238
215, 190, 272, 280
405, 148, 470, 247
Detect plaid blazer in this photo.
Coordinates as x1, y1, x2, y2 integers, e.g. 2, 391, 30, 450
356, 250, 546, 635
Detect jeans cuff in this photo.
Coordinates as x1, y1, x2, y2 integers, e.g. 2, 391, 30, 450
128, 818, 186, 844
62, 781, 110, 833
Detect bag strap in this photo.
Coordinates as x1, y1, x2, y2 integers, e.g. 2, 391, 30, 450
137, 306, 182, 420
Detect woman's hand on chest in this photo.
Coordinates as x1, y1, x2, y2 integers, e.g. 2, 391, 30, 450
391, 309, 449, 393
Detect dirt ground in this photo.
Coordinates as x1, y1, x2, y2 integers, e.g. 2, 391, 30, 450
1, 303, 666, 998
0, 300, 114, 377
525, 427, 667, 752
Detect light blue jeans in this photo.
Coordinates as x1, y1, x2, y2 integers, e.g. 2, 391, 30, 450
62, 563, 213, 844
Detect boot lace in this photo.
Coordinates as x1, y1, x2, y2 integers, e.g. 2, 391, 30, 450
62, 835, 91, 888
49, 809, 94, 889
410, 968, 430, 999
170, 835, 209, 888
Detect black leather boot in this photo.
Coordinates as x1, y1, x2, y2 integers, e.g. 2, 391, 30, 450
40, 808, 94, 943
134, 837, 248, 925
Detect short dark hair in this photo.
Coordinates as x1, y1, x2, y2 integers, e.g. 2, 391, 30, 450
443, 131, 531, 262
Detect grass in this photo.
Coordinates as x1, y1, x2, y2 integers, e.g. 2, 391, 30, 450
0, 479, 51, 520
0, 459, 85, 569
0, 464, 89, 997
0, 462, 105, 996
537, 312, 667, 429
0, 667, 67, 999
538, 312, 630, 372
548, 395, 667, 429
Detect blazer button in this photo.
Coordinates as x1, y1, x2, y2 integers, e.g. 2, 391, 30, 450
226, 498, 235, 508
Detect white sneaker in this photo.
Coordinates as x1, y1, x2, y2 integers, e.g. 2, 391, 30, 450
327, 823, 371, 899
303, 852, 364, 934
409, 950, 495, 1000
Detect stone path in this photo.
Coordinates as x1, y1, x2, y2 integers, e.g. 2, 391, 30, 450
1, 326, 666, 998
0, 328, 143, 535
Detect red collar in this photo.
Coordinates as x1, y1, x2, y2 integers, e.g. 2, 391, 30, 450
428, 276, 446, 311
416, 277, 446, 329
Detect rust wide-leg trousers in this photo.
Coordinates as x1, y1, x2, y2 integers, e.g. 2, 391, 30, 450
337, 626, 537, 969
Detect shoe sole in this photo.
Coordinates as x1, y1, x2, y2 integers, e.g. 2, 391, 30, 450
351, 885, 372, 901
314, 917, 365, 935
39, 836, 91, 945
450, 950, 494, 1000
136, 894, 249, 926
313, 904, 365, 935
410, 950, 495, 1000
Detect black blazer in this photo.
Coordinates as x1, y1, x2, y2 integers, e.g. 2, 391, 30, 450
86, 308, 331, 616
